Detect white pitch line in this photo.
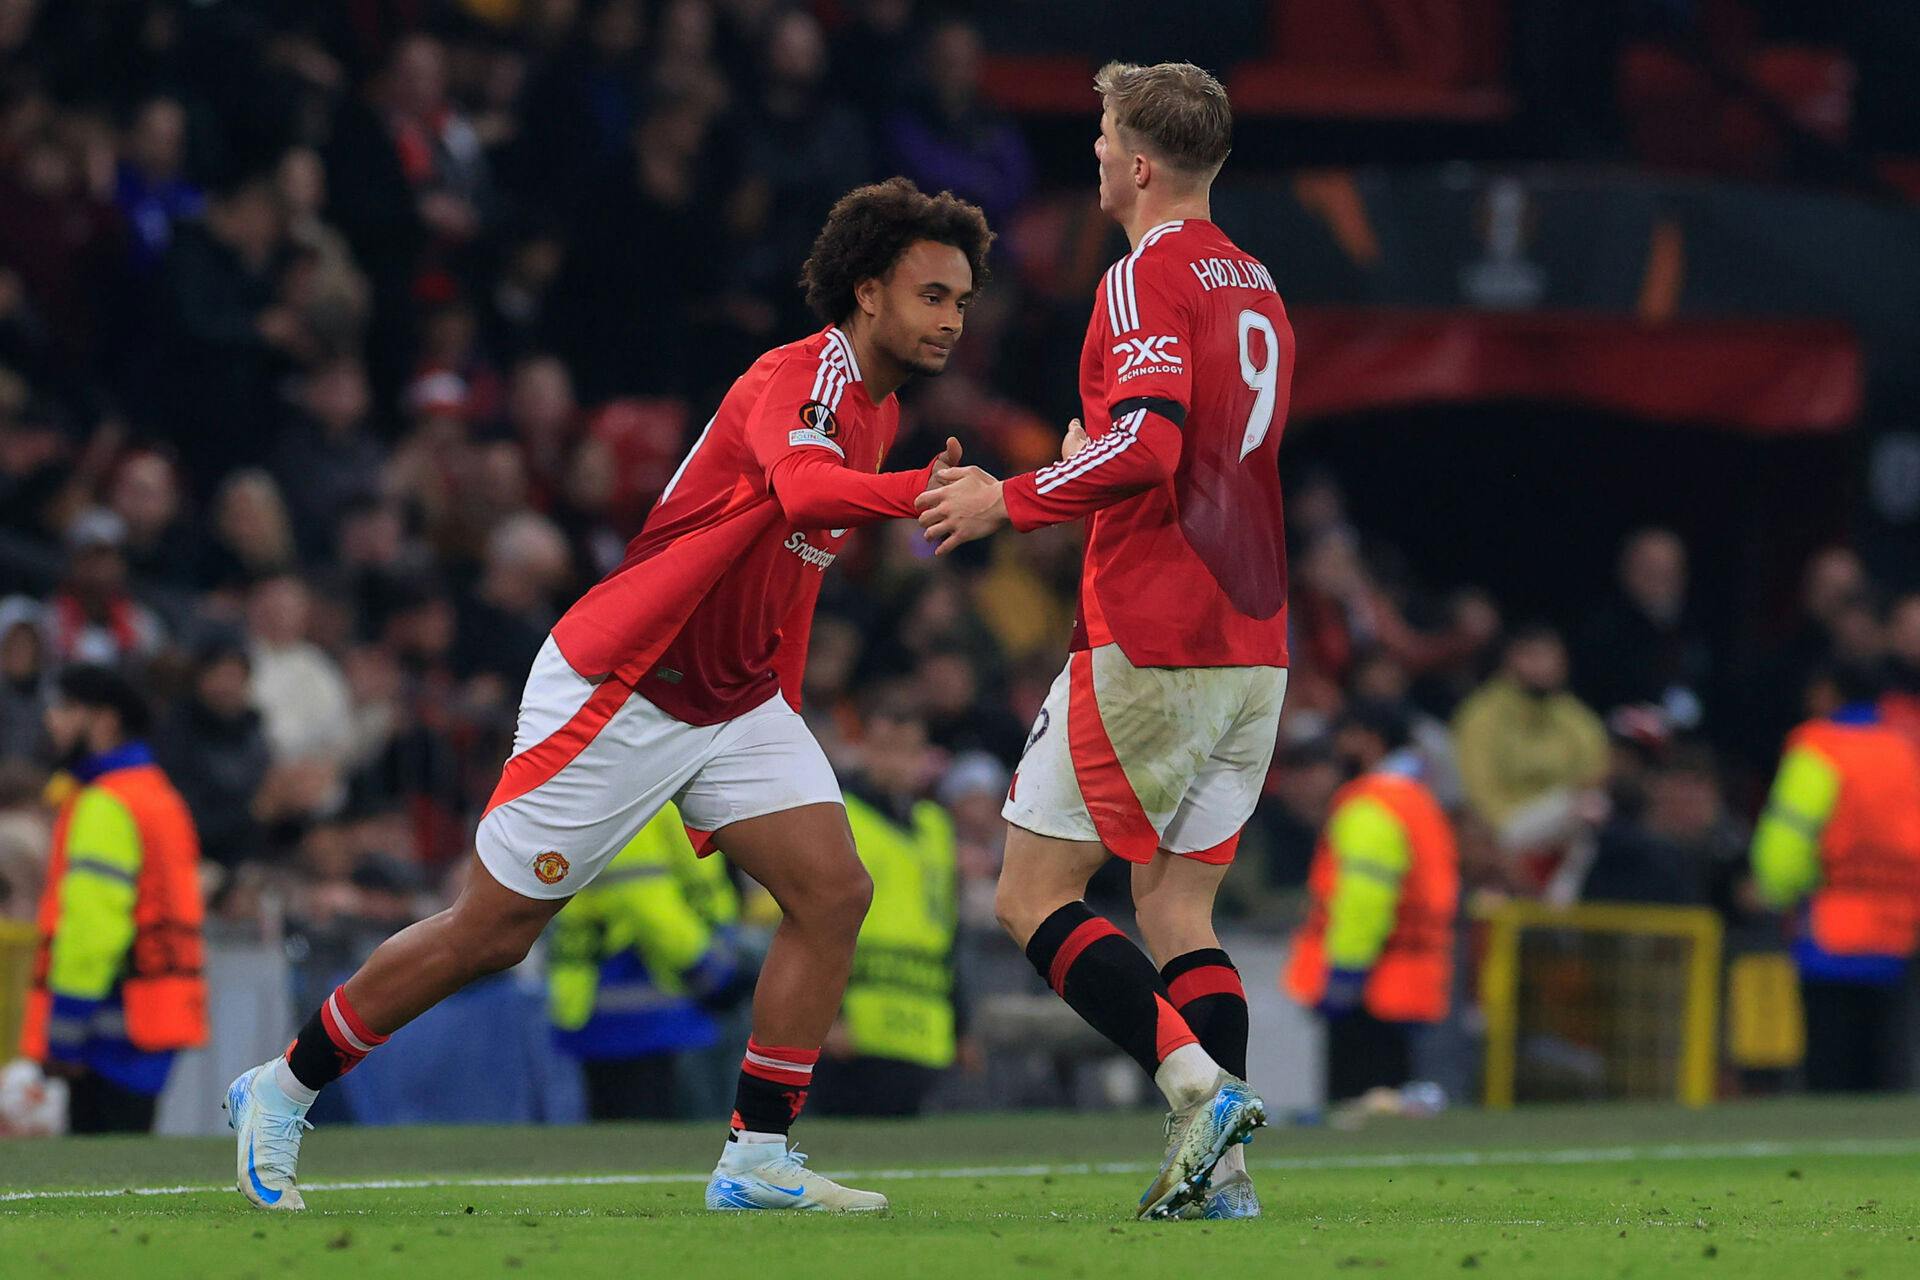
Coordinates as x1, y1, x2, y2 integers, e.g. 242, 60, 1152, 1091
5, 1137, 1919, 1205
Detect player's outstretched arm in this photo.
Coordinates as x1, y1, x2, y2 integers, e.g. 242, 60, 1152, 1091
768, 436, 962, 529
918, 408, 1182, 552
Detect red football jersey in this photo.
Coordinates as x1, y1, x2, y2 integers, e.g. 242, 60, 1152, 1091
1002, 219, 1294, 668
549, 327, 925, 724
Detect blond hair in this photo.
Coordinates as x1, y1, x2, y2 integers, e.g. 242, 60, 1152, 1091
1094, 60, 1232, 175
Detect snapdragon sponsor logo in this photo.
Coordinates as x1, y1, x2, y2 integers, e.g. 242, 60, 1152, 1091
784, 531, 837, 570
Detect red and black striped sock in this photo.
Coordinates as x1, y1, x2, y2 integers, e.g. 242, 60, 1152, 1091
1161, 948, 1248, 1079
284, 985, 391, 1092
729, 1038, 819, 1137
1023, 901, 1197, 1078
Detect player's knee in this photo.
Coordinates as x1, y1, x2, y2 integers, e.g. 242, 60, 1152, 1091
826, 862, 875, 929
993, 878, 1051, 948
451, 901, 548, 975
788, 857, 873, 935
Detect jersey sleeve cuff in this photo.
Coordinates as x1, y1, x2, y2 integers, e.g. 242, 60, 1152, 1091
1000, 472, 1047, 532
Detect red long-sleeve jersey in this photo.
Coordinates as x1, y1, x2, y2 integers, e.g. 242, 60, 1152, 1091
1001, 219, 1295, 668
550, 326, 930, 723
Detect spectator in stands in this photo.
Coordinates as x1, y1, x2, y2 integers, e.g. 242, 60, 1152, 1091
0, 593, 48, 759
45, 508, 165, 669
151, 172, 306, 488
411, 291, 503, 430
831, 0, 921, 119
725, 7, 872, 335
915, 639, 1026, 765
482, 228, 565, 362
0, 119, 123, 367
153, 629, 273, 873
271, 357, 384, 563
0, 383, 76, 542
0, 757, 49, 920
376, 34, 495, 253
1574, 528, 1712, 734
1877, 593, 1920, 750
452, 512, 573, 693
1452, 625, 1609, 898
1290, 529, 1498, 715
336, 496, 423, 642
883, 18, 1033, 225
1587, 742, 1746, 908
649, 0, 732, 116
275, 145, 372, 359
245, 571, 353, 776
1751, 547, 1870, 761
113, 95, 202, 275
105, 449, 197, 592
516, 0, 649, 203
505, 353, 579, 511
548, 87, 731, 399
199, 468, 298, 594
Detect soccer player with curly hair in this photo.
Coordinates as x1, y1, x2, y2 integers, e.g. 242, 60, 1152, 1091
226, 178, 992, 1215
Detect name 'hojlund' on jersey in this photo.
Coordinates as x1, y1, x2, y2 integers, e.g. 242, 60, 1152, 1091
1190, 257, 1277, 294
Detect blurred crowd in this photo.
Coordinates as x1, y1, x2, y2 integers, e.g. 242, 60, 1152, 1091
0, 0, 1058, 948
0, 0, 1913, 1007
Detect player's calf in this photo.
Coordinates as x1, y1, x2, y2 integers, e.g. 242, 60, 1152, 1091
229, 861, 563, 1211
998, 832, 1224, 1113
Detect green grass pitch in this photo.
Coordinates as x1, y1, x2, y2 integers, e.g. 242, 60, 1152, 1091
4, 1097, 1918, 1278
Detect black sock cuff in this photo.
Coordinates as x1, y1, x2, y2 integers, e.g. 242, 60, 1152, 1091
1160, 947, 1238, 986
1023, 900, 1097, 979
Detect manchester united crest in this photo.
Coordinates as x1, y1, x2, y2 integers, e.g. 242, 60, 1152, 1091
532, 851, 570, 885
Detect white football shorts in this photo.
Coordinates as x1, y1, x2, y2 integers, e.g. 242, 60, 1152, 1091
475, 636, 842, 899
1003, 643, 1287, 865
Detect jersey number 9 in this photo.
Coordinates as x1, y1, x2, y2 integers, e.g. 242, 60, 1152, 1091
1236, 309, 1280, 461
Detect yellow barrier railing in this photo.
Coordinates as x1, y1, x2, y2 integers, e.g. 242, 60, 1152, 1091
1478, 899, 1721, 1109
0, 918, 36, 1060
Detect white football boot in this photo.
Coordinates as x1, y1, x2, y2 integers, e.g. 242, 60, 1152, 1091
1195, 1144, 1262, 1219
225, 1061, 313, 1211
705, 1140, 888, 1213
1138, 1072, 1267, 1220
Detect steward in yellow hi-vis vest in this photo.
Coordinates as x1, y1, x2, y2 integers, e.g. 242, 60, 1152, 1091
547, 803, 753, 1120
1285, 702, 1457, 1104
812, 701, 960, 1117
20, 666, 206, 1134
1750, 663, 1920, 1093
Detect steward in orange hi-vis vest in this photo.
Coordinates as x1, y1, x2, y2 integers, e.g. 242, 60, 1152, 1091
20, 667, 206, 1132
1751, 670, 1920, 1093
1286, 770, 1459, 1024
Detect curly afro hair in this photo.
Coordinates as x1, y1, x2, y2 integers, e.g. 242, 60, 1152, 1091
800, 178, 994, 325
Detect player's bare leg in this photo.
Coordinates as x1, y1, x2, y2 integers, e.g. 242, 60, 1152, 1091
995, 825, 1217, 1101
714, 802, 872, 1051
1132, 853, 1228, 963
995, 825, 1263, 1217
229, 859, 567, 1210
702, 802, 887, 1212
1134, 854, 1261, 1219
345, 860, 570, 1029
